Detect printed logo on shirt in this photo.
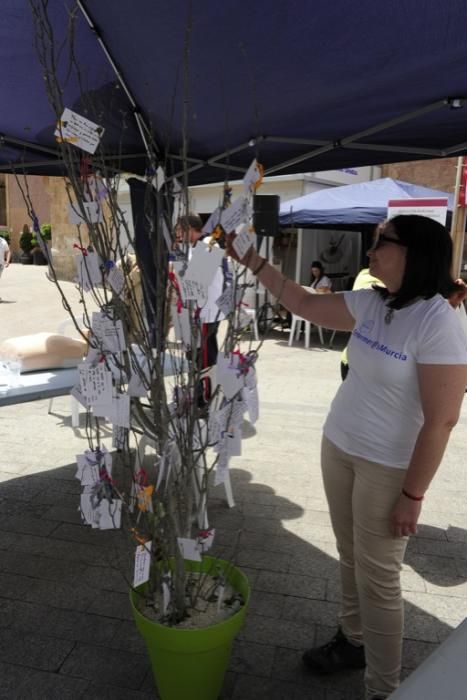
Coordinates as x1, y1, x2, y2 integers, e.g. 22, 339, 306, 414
353, 322, 407, 361
360, 320, 374, 335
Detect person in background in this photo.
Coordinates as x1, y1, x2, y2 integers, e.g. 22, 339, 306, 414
173, 215, 226, 404
310, 260, 332, 292
340, 267, 381, 380
0, 233, 11, 302
116, 254, 144, 344
228, 215, 467, 700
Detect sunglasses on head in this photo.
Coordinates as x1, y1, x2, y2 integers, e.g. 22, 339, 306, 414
371, 233, 407, 250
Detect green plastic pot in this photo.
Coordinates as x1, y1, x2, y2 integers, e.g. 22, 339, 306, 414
130, 556, 250, 700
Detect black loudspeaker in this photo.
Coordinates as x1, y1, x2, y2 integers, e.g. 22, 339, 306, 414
253, 195, 280, 237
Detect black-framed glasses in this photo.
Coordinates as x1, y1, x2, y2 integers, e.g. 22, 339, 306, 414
370, 233, 407, 250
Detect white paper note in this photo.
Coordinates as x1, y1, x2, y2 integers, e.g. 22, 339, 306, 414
80, 492, 97, 526
92, 312, 127, 353
227, 396, 247, 427
96, 499, 122, 530
232, 229, 253, 260
112, 424, 127, 450
76, 457, 100, 486
220, 196, 251, 233
154, 166, 165, 191
243, 158, 263, 192
128, 353, 150, 397
215, 352, 245, 399
75, 252, 103, 291
171, 305, 192, 347
177, 537, 202, 562
184, 243, 224, 287
162, 573, 171, 614
78, 363, 114, 407
198, 528, 215, 553
109, 393, 131, 428
107, 265, 125, 296
134, 541, 152, 587
208, 408, 227, 444
76, 447, 110, 481
215, 286, 234, 316
202, 207, 222, 235
55, 107, 105, 154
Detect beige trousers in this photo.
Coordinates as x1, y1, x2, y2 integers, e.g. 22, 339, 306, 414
321, 435, 408, 699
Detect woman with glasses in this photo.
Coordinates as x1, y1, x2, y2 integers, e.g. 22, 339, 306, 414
228, 215, 467, 700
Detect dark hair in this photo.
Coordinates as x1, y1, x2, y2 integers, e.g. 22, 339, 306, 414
376, 215, 459, 309
176, 214, 203, 233
310, 260, 324, 280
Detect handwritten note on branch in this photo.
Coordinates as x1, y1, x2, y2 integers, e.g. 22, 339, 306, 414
55, 108, 104, 154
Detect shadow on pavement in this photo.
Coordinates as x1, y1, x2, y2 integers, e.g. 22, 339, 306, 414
0, 460, 464, 699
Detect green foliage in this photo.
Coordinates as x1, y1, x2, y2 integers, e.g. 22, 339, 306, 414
40, 223, 52, 241
0, 228, 10, 243
19, 229, 34, 252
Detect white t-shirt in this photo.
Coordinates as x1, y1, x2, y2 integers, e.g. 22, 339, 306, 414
0, 237, 9, 268
323, 289, 467, 469
311, 275, 332, 290
190, 237, 225, 324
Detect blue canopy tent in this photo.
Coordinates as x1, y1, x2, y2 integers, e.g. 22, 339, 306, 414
1, 1, 466, 316
1, 1, 467, 182
279, 178, 455, 227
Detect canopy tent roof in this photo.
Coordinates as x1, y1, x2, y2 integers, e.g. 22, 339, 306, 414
2, 1, 467, 182
279, 178, 454, 226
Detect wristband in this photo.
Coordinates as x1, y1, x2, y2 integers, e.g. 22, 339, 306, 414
402, 488, 424, 502
253, 257, 267, 276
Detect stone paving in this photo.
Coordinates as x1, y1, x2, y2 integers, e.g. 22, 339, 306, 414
0, 264, 467, 699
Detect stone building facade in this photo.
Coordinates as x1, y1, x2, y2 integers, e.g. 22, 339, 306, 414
5, 174, 84, 280
381, 157, 458, 193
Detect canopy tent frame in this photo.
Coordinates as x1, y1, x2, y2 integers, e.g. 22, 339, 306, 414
1, 96, 464, 180
2, 0, 467, 198
3, 0, 467, 183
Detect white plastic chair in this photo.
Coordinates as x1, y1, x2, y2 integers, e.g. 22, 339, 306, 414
288, 314, 324, 348
288, 286, 325, 348
243, 307, 259, 340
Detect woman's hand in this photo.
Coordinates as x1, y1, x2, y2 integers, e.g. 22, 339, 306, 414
449, 279, 467, 308
390, 493, 423, 537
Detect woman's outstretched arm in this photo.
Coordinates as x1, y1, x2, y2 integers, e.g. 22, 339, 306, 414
229, 241, 355, 331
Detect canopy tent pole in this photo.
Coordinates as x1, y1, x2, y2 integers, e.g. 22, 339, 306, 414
450, 156, 467, 278
76, 0, 160, 168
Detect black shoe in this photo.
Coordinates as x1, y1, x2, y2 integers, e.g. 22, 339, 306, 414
302, 627, 366, 674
